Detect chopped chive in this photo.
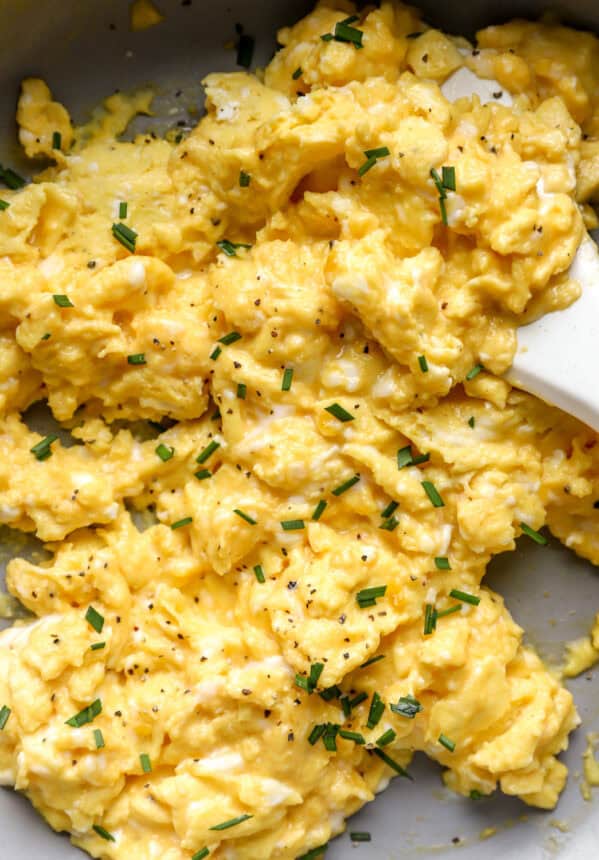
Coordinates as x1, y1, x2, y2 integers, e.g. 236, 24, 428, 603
53, 294, 73, 308
333, 19, 364, 47
239, 170, 251, 188
253, 564, 265, 583
390, 694, 423, 719
424, 603, 437, 636
434, 556, 451, 570
436, 604, 462, 619
194, 469, 212, 481
381, 501, 398, 519
359, 654, 385, 669
140, 753, 152, 773
356, 585, 387, 608
340, 15, 360, 25
319, 685, 341, 702
197, 440, 220, 464
466, 364, 484, 380
0, 199, 9, 210
281, 368, 294, 391
292, 67, 303, 80
234, 509, 257, 525
217, 239, 252, 257
93, 825, 115, 842
118, 201, 128, 219
41, 332, 51, 340
236, 382, 247, 399
321, 33, 334, 41
30, 434, 59, 461
364, 146, 390, 159
192, 850, 210, 860
85, 606, 104, 634
297, 844, 328, 859
442, 166, 456, 191
520, 522, 548, 545
308, 724, 326, 745
127, 353, 146, 365
349, 691, 368, 709
439, 734, 456, 752
209, 345, 222, 360
421, 481, 444, 508
430, 168, 446, 197
339, 729, 366, 744
468, 416, 476, 428
281, 519, 304, 531
210, 813, 253, 831
219, 331, 242, 346
350, 832, 371, 842
322, 723, 340, 751
52, 131, 62, 150
449, 589, 480, 606
341, 695, 351, 718
90, 642, 106, 651
66, 698, 102, 727
0, 705, 11, 730
0, 165, 26, 189
312, 500, 327, 521
376, 728, 396, 747
309, 662, 324, 687
379, 516, 399, 531
470, 789, 487, 800
171, 516, 193, 530
397, 446, 430, 469
155, 443, 174, 462
325, 403, 354, 422
418, 355, 429, 373
366, 692, 385, 729
332, 474, 360, 496
93, 728, 105, 749
372, 747, 413, 780
358, 156, 376, 176
112, 221, 137, 252
236, 32, 255, 68
438, 195, 448, 225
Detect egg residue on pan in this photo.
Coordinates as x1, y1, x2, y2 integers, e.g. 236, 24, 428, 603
0, 3, 598, 858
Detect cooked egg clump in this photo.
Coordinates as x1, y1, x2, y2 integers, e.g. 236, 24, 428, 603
0, 3, 598, 859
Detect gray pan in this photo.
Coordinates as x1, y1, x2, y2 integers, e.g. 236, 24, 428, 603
0, 1, 598, 857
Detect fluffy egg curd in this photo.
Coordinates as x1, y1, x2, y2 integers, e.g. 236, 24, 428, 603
1, 2, 599, 858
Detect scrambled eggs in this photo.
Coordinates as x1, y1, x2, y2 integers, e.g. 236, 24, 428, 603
0, 3, 598, 858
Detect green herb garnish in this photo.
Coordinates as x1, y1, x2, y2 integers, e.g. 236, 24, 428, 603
379, 516, 399, 531
281, 368, 294, 391
332, 474, 360, 496
434, 556, 451, 570
297, 845, 328, 859
418, 355, 429, 373
239, 170, 251, 187
466, 364, 484, 381
292, 67, 303, 80
127, 353, 146, 365
53, 294, 73, 308
397, 446, 430, 469
520, 522, 548, 545
194, 469, 212, 481
281, 519, 304, 531
90, 642, 106, 651
217, 239, 252, 257
93, 728, 105, 749
436, 604, 462, 619
218, 331, 242, 345
312, 500, 327, 521
373, 747, 413, 780
421, 481, 444, 507
359, 654, 385, 669
339, 729, 366, 744
253, 564, 265, 583
324, 403, 354, 422
390, 695, 423, 719
381, 501, 398, 519
0, 165, 25, 189
85, 606, 104, 634
449, 589, 480, 606
366, 692, 385, 729
197, 440, 220, 464
30, 434, 58, 461
308, 724, 326, 745
140, 753, 152, 773
0, 200, 9, 210
236, 31, 255, 68
236, 382, 247, 399
350, 832, 371, 842
376, 728, 396, 747
234, 509, 257, 525
171, 516, 193, 530
52, 131, 62, 150
209, 345, 222, 361
0, 705, 11, 730
358, 146, 390, 176
424, 603, 437, 635
296, 662, 324, 694
155, 443, 174, 462
210, 813, 253, 831
66, 698, 102, 727
356, 585, 387, 608
468, 416, 476, 428
93, 825, 115, 842
112, 221, 137, 252
349, 691, 368, 709
322, 723, 340, 751
439, 734, 456, 752
192, 850, 210, 860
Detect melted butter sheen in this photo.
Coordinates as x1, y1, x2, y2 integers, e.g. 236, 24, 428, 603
0, 3, 598, 858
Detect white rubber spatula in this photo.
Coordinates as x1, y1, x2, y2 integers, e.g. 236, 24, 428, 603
441, 67, 599, 432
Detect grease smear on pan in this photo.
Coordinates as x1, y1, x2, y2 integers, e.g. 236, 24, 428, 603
0, 3, 599, 859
